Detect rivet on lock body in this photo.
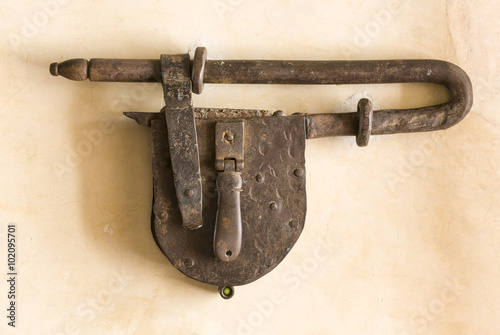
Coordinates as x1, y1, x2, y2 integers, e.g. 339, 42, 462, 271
50, 47, 473, 299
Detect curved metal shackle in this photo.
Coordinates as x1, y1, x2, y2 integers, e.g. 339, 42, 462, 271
202, 58, 472, 140
50, 47, 473, 141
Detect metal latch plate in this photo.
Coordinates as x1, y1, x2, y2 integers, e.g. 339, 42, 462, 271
150, 110, 306, 286
215, 121, 245, 171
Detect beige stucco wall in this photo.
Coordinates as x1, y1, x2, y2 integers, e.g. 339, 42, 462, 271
0, 0, 499, 334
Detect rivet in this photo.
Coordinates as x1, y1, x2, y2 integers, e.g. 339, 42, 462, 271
160, 212, 168, 220
184, 189, 194, 197
256, 174, 264, 182
224, 132, 235, 142
183, 258, 194, 267
273, 110, 285, 117
270, 202, 278, 211
294, 168, 304, 177
289, 219, 298, 229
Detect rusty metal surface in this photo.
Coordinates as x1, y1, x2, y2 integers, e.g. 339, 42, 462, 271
51, 57, 472, 139
299, 60, 472, 137
214, 169, 243, 262
213, 121, 246, 262
191, 47, 207, 94
51, 48, 473, 296
124, 108, 271, 127
356, 99, 373, 147
215, 121, 245, 172
89, 59, 161, 82
49, 58, 88, 81
149, 112, 306, 286
161, 54, 203, 230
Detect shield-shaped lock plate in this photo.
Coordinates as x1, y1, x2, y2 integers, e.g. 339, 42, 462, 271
129, 109, 307, 289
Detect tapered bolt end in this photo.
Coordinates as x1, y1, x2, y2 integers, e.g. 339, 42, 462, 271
49, 58, 89, 81
49, 62, 58, 76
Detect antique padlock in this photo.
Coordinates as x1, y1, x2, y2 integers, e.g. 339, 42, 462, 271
50, 47, 472, 299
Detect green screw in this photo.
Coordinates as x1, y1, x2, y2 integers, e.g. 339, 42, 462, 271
223, 286, 232, 296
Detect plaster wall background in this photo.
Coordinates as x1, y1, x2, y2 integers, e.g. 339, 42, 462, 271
0, 1, 498, 334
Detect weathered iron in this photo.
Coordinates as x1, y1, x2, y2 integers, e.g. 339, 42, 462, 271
160, 54, 202, 231
50, 47, 472, 299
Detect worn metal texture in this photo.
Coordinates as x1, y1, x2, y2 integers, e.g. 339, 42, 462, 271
295, 60, 472, 137
89, 59, 161, 82
51, 49, 474, 294
215, 121, 245, 172
51, 57, 472, 139
356, 99, 373, 147
161, 54, 203, 230
49, 58, 88, 81
191, 47, 207, 94
214, 169, 243, 263
49, 58, 161, 82
213, 121, 246, 262
148, 112, 306, 287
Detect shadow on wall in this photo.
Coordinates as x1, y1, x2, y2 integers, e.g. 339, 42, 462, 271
60, 75, 216, 293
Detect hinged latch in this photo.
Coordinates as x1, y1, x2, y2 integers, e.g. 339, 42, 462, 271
213, 121, 245, 262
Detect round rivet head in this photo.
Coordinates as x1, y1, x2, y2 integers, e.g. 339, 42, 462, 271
256, 174, 264, 182
224, 132, 235, 142
270, 202, 278, 211
160, 212, 168, 221
184, 189, 194, 197
289, 219, 298, 229
273, 110, 285, 117
294, 168, 304, 177
183, 258, 194, 267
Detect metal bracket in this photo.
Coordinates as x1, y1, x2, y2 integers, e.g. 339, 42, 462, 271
215, 121, 245, 172
161, 54, 203, 230
214, 121, 245, 262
